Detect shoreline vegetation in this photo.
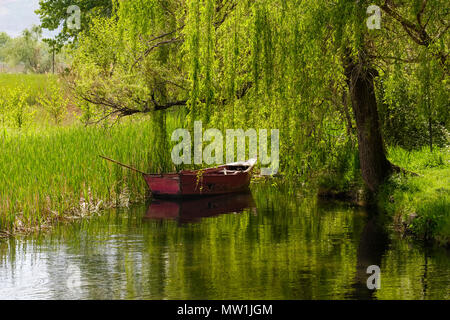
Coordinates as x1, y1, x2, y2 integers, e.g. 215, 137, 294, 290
318, 147, 449, 247
0, 72, 448, 246
0, 73, 180, 237
0, 121, 152, 237
1, 1, 449, 250
0, 106, 448, 247
380, 147, 449, 247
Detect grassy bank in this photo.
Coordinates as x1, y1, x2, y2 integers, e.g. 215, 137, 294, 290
0, 73, 55, 105
0, 114, 183, 236
0, 73, 80, 127
379, 147, 450, 246
316, 143, 449, 246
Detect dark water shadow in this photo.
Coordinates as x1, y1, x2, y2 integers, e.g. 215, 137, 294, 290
143, 192, 256, 224
348, 209, 391, 300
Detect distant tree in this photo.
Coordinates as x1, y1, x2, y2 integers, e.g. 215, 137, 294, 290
2, 26, 52, 73
0, 32, 11, 62
0, 32, 10, 47
36, 0, 113, 51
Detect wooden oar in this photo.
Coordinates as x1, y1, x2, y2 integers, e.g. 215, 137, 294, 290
99, 155, 147, 175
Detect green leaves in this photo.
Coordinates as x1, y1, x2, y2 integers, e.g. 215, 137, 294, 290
65, 0, 448, 176
36, 0, 113, 51
5, 86, 34, 129
37, 78, 68, 125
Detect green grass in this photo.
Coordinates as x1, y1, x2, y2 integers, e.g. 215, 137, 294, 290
379, 146, 450, 246
0, 73, 76, 127
0, 114, 183, 236
0, 73, 56, 105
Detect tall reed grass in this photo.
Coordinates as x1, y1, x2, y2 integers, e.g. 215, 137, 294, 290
0, 74, 55, 106
0, 115, 182, 234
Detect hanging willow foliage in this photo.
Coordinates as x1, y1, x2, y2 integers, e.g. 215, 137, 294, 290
200, 0, 215, 123
184, 0, 201, 124
69, 0, 449, 175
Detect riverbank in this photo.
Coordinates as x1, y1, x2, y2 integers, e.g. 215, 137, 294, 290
317, 146, 449, 247
379, 147, 450, 247
1, 113, 448, 245
0, 118, 180, 237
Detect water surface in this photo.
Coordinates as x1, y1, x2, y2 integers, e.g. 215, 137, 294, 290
0, 182, 449, 299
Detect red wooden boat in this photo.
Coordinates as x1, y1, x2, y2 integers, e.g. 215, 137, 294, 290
100, 156, 256, 198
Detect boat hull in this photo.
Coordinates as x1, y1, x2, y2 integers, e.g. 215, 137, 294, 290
143, 171, 252, 198
143, 159, 256, 198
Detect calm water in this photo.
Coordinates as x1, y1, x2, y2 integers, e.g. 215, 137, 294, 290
0, 182, 449, 300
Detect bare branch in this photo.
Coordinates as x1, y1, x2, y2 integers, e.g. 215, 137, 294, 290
416, 0, 428, 29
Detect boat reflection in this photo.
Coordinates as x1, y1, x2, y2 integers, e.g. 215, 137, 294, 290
144, 192, 256, 224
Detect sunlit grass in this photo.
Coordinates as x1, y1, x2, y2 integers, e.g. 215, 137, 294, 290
0, 115, 182, 235
0, 73, 80, 127
381, 146, 450, 245
0, 73, 55, 105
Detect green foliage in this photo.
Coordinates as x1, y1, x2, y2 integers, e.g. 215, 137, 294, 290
318, 139, 362, 194
0, 26, 54, 73
37, 78, 68, 124
0, 32, 11, 61
0, 74, 61, 128
185, 0, 202, 122
378, 147, 450, 245
70, 0, 354, 175
0, 118, 178, 233
36, 0, 113, 51
411, 197, 448, 241
0, 73, 54, 103
2, 86, 34, 129
378, 49, 449, 149
147, 110, 172, 173
75, 99, 99, 126
388, 146, 447, 171
0, 88, 8, 127
66, 0, 449, 178
0, 32, 9, 47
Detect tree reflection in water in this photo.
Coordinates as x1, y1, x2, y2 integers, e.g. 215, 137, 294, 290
0, 182, 449, 299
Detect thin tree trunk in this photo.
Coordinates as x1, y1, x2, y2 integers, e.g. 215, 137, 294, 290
426, 76, 433, 152
345, 55, 393, 192
428, 115, 433, 152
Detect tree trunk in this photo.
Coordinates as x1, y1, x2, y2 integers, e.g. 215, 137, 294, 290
428, 114, 433, 152
52, 48, 55, 74
345, 56, 393, 192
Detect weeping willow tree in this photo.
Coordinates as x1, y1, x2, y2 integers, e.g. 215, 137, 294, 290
67, 0, 449, 191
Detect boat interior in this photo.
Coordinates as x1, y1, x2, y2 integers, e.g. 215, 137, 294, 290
180, 161, 255, 176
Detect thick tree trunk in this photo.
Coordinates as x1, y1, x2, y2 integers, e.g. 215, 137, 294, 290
345, 57, 393, 192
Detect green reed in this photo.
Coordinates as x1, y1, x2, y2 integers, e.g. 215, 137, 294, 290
0, 115, 181, 234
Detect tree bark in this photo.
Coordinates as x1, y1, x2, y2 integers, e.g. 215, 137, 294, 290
345, 56, 393, 192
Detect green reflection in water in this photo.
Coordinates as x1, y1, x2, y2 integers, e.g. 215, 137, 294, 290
0, 182, 449, 300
